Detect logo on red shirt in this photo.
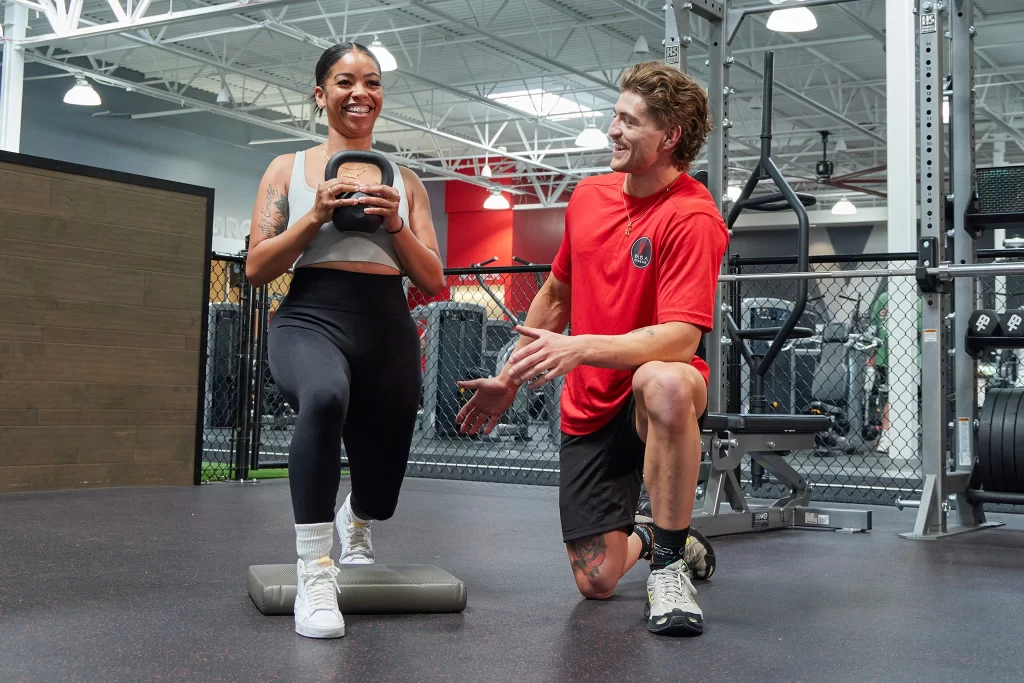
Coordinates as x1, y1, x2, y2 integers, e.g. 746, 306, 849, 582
630, 236, 653, 269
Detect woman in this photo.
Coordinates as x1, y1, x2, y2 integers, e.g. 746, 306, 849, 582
245, 42, 445, 639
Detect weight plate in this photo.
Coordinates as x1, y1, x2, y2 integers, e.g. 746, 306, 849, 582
977, 389, 1000, 491
1007, 389, 1024, 494
996, 389, 1015, 492
992, 389, 1009, 492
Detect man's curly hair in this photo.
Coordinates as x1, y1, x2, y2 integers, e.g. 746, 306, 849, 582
618, 62, 714, 171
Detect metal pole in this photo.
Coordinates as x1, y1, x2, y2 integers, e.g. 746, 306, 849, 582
664, 0, 692, 72
249, 285, 270, 474
705, 2, 729, 414
0, 4, 28, 152
949, 0, 989, 529
993, 140, 1007, 312
233, 277, 256, 482
901, 0, 954, 540
951, 0, 977, 472
886, 0, 920, 466
719, 262, 1024, 282
728, 259, 742, 414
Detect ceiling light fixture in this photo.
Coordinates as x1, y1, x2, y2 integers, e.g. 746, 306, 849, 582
766, 0, 817, 33
483, 189, 510, 210
634, 35, 649, 54
575, 122, 609, 149
831, 197, 857, 215
369, 36, 398, 72
63, 76, 101, 106
481, 164, 492, 177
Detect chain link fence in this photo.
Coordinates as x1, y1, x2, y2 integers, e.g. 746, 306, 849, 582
197, 250, 1024, 508
725, 254, 922, 505
406, 265, 563, 485
202, 256, 246, 482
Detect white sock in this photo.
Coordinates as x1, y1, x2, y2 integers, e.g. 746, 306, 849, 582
295, 522, 334, 564
346, 494, 372, 524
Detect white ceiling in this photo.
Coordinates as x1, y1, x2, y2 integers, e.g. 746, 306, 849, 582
4, 0, 1024, 207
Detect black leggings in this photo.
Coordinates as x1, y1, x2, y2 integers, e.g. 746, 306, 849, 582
267, 268, 422, 524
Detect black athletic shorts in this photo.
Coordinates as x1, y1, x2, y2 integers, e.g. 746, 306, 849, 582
558, 395, 708, 543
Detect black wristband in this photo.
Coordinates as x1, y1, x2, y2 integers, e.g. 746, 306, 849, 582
386, 216, 404, 234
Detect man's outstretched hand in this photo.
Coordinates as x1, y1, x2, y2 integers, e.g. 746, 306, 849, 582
456, 324, 580, 436
507, 324, 582, 389
455, 376, 519, 436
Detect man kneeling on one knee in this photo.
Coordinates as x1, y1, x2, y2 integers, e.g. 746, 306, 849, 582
456, 60, 729, 637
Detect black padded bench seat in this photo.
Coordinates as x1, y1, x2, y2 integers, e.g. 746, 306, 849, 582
704, 413, 830, 433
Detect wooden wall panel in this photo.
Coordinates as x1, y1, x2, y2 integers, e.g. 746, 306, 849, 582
0, 382, 198, 412
0, 152, 212, 493
0, 209, 205, 262
0, 296, 202, 336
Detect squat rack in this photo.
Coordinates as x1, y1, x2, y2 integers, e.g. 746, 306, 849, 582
902, 0, 1024, 539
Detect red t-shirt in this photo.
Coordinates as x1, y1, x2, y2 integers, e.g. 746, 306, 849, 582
551, 172, 729, 436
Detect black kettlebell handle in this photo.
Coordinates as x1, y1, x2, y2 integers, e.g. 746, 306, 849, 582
324, 150, 394, 233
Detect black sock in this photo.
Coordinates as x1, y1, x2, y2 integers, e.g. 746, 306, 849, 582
634, 524, 654, 561
651, 525, 690, 570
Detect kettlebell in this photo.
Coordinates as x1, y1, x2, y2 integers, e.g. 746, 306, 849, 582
324, 150, 395, 233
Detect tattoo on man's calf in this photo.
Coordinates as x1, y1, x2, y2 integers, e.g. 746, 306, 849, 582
569, 536, 607, 579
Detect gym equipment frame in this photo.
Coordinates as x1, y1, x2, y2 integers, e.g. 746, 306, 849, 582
669, 0, 874, 539
899, 0, 1024, 540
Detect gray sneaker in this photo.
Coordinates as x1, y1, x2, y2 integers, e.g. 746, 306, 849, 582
336, 493, 374, 565
645, 559, 704, 636
684, 528, 716, 580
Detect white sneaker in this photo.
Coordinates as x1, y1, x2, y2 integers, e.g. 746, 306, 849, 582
876, 434, 891, 453
645, 559, 704, 636
336, 494, 374, 565
294, 558, 345, 639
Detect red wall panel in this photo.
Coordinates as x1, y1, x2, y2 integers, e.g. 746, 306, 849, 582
444, 175, 514, 268
511, 207, 566, 265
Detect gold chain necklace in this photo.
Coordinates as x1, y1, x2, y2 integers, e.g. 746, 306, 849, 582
620, 172, 681, 236
321, 143, 370, 178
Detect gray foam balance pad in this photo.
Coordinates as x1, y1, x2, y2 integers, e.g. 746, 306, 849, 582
247, 564, 468, 616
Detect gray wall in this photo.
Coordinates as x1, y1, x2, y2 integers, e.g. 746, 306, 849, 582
17, 75, 447, 260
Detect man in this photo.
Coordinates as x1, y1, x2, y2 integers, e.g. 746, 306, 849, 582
455, 61, 729, 637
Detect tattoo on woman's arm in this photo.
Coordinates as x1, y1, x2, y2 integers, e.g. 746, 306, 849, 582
258, 185, 289, 238
631, 327, 656, 339
568, 536, 608, 579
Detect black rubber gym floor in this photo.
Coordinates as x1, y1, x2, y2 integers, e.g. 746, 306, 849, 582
2, 478, 1023, 682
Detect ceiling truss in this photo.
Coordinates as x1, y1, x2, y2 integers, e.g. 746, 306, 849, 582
3, 0, 1023, 207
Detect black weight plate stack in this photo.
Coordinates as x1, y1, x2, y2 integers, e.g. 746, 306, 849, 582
977, 390, 999, 491
1006, 389, 1024, 494
977, 388, 1024, 494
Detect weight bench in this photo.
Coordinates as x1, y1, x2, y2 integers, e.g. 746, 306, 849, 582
692, 412, 873, 537
247, 564, 468, 616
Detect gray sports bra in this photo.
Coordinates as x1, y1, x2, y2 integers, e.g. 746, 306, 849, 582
287, 149, 408, 272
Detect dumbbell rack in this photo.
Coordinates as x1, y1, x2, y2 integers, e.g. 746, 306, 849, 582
965, 310, 1024, 360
